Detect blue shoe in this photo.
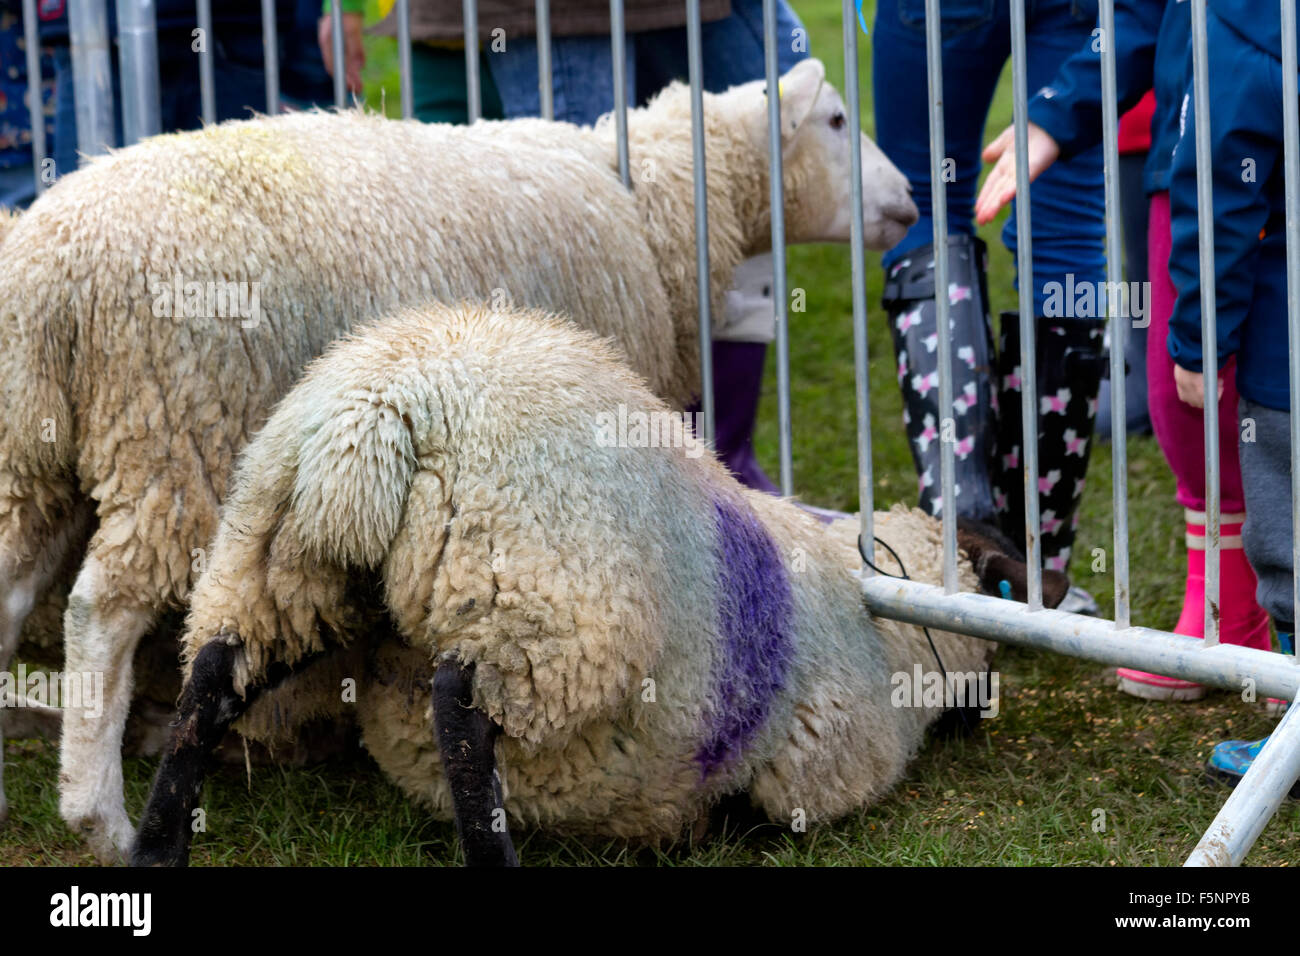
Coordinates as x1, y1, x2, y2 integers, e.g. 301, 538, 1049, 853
1206, 735, 1300, 797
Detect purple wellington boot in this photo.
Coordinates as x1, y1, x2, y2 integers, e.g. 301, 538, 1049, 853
688, 339, 780, 494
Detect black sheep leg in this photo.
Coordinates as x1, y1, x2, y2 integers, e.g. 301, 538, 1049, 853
131, 635, 316, 866
433, 661, 518, 867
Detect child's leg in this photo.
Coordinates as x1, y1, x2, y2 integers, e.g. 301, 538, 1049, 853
992, 0, 1109, 576
1145, 193, 1248, 517
870, 1, 1009, 522
1145, 194, 1264, 642
1239, 398, 1296, 632
1206, 399, 1296, 789
1118, 195, 1269, 700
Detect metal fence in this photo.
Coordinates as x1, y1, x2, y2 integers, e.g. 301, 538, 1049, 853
18, 0, 1300, 866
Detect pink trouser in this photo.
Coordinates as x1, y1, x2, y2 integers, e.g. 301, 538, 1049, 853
1146, 192, 1246, 514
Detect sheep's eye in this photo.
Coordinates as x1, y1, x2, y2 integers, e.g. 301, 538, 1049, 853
830, 111, 847, 131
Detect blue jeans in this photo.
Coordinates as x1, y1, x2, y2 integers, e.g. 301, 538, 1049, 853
51, 22, 330, 180
873, 0, 1106, 314
486, 0, 807, 124
0, 164, 38, 210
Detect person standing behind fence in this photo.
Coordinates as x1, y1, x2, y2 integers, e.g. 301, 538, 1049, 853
873, 0, 1108, 614
0, 1, 54, 209
464, 0, 807, 495
1095, 91, 1154, 440
975, 0, 1273, 702
36, 0, 333, 180
319, 0, 505, 121
1164, 0, 1296, 785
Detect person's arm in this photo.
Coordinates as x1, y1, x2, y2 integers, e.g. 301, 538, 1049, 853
1167, 67, 1278, 403
1025, 0, 1163, 161
319, 1, 366, 95
974, 0, 1164, 225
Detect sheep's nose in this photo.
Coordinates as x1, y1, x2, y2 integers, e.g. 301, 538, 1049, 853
885, 196, 919, 227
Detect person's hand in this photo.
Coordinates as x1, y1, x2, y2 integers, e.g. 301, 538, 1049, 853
974, 122, 1061, 225
1174, 363, 1224, 409
319, 12, 365, 96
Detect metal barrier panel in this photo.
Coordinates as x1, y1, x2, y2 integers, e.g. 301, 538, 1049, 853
1186, 0, 1300, 869
1286, 0, 1300, 671
842, 0, 874, 572
922, 0, 959, 592
464, 0, 480, 121
536, 0, 553, 119
261, 0, 280, 116
1098, 0, 1131, 629
686, 0, 715, 445
21, 0, 47, 195
330, 0, 346, 107
1185, 0, 1300, 868
67, 0, 115, 159
23, 0, 1300, 869
1189, 0, 1222, 646
196, 0, 215, 122
115, 0, 160, 145
857, 0, 1300, 866
610, 0, 630, 187
397, 0, 413, 118
1008, 0, 1042, 609
764, 0, 794, 496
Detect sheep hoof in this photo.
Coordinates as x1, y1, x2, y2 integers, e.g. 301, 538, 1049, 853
66, 810, 134, 865
432, 661, 519, 867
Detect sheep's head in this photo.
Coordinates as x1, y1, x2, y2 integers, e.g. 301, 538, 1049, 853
956, 518, 1070, 609
722, 58, 917, 252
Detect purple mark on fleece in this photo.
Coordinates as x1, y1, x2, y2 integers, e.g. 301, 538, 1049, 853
694, 494, 795, 778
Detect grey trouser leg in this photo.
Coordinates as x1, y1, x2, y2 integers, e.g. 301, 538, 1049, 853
1239, 398, 1296, 628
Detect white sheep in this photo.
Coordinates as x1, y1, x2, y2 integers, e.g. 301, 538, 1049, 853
130, 303, 1063, 866
0, 57, 916, 860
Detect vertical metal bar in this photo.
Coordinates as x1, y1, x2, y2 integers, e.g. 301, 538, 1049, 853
1099, 0, 1130, 628
1284, 0, 1300, 646
610, 0, 630, 187
196, 0, 216, 122
464, 0, 481, 122
1186, 697, 1300, 866
843, 0, 873, 566
21, 0, 47, 194
397, 0, 413, 118
1190, 0, 1220, 645
115, 0, 161, 145
536, 0, 553, 120
764, 0, 793, 496
924, 0, 957, 593
1009, 0, 1042, 609
67, 0, 116, 160
686, 0, 714, 444
330, 0, 346, 108
261, 0, 280, 115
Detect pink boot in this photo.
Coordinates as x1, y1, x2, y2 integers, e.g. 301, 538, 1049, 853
1118, 510, 1271, 701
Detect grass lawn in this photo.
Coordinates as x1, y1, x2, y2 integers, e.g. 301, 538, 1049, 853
3, 0, 1296, 867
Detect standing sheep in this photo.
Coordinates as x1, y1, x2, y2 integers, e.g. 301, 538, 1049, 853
131, 303, 1065, 866
0, 58, 917, 860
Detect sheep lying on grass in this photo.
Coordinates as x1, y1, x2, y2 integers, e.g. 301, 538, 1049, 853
0, 57, 917, 860
131, 303, 1064, 866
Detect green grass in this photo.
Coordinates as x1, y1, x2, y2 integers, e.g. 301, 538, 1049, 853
4, 0, 1298, 867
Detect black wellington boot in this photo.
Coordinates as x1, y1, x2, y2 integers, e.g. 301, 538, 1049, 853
883, 234, 999, 523
993, 313, 1107, 577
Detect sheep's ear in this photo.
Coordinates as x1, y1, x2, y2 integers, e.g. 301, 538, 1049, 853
775, 58, 825, 143
956, 518, 1071, 610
